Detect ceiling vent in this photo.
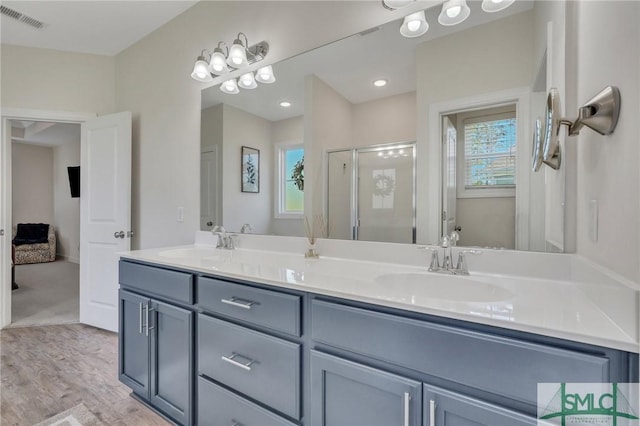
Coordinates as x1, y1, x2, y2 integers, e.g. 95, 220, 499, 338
1, 5, 45, 29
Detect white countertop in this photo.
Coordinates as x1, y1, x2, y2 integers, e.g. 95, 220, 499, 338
119, 237, 640, 353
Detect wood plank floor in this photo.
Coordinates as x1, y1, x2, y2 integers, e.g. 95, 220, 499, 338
0, 323, 170, 426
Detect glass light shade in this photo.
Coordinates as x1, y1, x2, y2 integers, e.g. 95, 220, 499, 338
481, 0, 515, 13
227, 41, 248, 68
400, 11, 429, 38
383, 0, 414, 9
220, 78, 239, 94
209, 50, 229, 75
238, 72, 258, 89
191, 56, 212, 82
255, 65, 276, 84
438, 0, 470, 26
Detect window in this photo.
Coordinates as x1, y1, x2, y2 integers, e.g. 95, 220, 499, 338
457, 107, 516, 198
275, 143, 304, 218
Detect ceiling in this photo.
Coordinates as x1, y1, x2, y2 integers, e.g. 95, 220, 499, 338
1, 1, 198, 56
201, 0, 534, 122
11, 121, 80, 147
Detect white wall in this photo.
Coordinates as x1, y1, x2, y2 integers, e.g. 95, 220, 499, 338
352, 92, 416, 147
222, 104, 272, 234
305, 75, 354, 219
53, 136, 81, 262
11, 143, 54, 227
1, 45, 115, 114
571, 0, 640, 282
416, 11, 533, 244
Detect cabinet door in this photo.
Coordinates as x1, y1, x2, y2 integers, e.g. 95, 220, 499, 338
423, 384, 536, 426
311, 351, 421, 426
150, 300, 193, 425
118, 289, 150, 399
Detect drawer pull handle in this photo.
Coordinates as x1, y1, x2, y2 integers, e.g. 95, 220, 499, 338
429, 399, 436, 426
403, 392, 410, 426
221, 297, 256, 310
221, 352, 256, 371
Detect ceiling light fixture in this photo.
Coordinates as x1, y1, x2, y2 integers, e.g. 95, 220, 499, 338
400, 10, 429, 38
191, 33, 273, 95
373, 79, 388, 87
438, 0, 471, 26
481, 0, 516, 13
279, 101, 292, 108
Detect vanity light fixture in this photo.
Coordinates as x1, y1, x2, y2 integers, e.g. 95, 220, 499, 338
220, 78, 239, 95
238, 72, 258, 89
191, 52, 213, 82
191, 32, 273, 95
255, 65, 276, 84
400, 10, 429, 38
373, 79, 388, 87
438, 0, 471, 26
279, 101, 292, 108
481, 0, 516, 13
382, 0, 415, 10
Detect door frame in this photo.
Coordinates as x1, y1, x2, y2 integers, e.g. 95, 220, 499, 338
0, 108, 96, 328
425, 87, 530, 249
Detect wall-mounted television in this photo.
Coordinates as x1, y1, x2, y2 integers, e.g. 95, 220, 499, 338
67, 166, 80, 198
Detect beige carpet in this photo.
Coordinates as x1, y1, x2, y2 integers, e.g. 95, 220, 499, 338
34, 403, 104, 426
11, 259, 79, 327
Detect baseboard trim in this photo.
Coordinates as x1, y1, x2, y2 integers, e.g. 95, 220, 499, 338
57, 255, 79, 264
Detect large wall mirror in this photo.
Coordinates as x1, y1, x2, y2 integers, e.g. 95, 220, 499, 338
200, 0, 566, 252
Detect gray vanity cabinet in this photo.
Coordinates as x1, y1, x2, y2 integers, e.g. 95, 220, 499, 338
119, 289, 150, 397
310, 350, 422, 426
118, 260, 195, 426
423, 385, 535, 426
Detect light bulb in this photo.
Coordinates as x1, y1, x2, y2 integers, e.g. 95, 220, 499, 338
238, 72, 257, 89
373, 79, 388, 87
279, 101, 291, 107
255, 65, 276, 84
492, 0, 504, 3
400, 11, 428, 38
446, 5, 461, 17
191, 56, 212, 82
407, 19, 421, 32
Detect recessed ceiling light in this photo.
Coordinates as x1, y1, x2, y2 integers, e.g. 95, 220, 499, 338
279, 101, 292, 107
373, 79, 388, 87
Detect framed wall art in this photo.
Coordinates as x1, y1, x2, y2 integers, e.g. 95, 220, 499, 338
241, 146, 260, 193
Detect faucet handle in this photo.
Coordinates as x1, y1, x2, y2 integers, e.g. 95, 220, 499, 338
227, 234, 238, 250
455, 249, 482, 275
439, 235, 450, 248
449, 231, 459, 246
418, 246, 440, 271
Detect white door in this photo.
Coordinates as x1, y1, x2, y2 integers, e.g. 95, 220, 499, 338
80, 111, 131, 332
200, 150, 217, 230
442, 116, 457, 236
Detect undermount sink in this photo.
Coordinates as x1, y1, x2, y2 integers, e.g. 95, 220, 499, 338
374, 273, 514, 302
157, 247, 228, 262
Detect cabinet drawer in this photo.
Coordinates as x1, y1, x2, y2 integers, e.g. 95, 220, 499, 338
197, 377, 296, 426
198, 314, 301, 419
311, 300, 611, 407
198, 276, 301, 336
119, 260, 193, 304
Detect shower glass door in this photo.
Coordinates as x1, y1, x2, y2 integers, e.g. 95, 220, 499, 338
327, 143, 415, 244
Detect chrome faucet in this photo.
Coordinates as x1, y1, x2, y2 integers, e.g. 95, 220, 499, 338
212, 225, 237, 250
240, 223, 253, 234
423, 231, 480, 275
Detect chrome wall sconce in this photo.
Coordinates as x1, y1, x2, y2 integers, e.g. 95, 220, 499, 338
383, 0, 515, 38
191, 32, 275, 94
533, 86, 621, 171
